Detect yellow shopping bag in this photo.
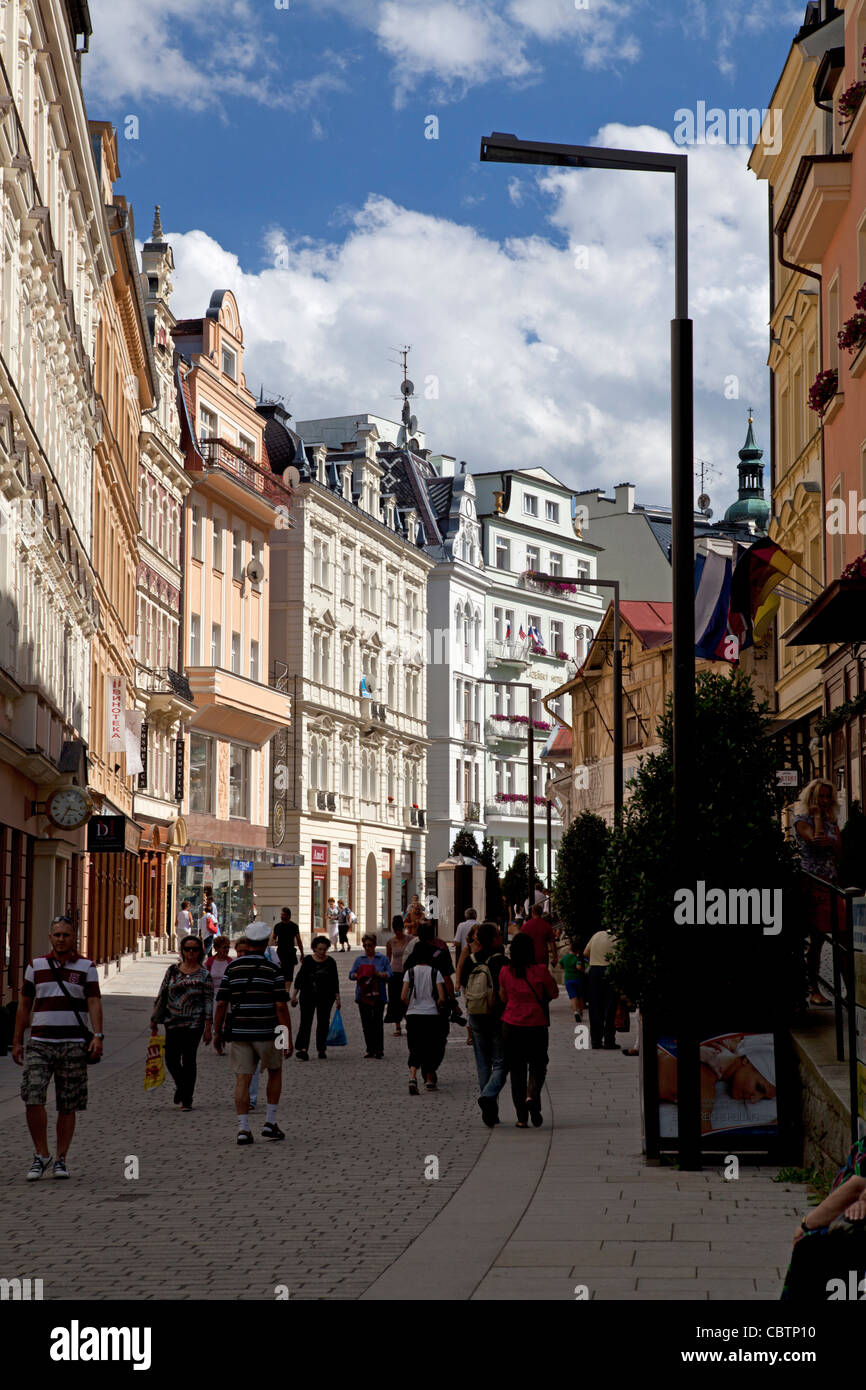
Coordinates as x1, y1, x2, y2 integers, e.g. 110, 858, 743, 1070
144, 1032, 165, 1090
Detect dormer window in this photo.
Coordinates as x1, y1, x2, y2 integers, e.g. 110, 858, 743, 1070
222, 346, 237, 380
523, 493, 538, 517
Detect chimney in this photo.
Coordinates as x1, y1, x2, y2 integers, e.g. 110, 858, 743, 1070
614, 483, 635, 512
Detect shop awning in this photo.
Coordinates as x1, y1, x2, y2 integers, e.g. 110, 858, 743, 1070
785, 575, 866, 645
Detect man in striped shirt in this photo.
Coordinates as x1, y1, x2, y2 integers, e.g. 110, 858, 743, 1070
11, 916, 103, 1181
214, 920, 292, 1145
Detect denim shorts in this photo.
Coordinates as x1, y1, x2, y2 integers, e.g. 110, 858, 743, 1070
21, 1040, 89, 1112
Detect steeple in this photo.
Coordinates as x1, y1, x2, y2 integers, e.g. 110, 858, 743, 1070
723, 411, 770, 532
151, 204, 164, 242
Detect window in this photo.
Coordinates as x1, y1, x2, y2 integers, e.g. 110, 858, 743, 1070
231, 631, 241, 673
232, 528, 243, 581
526, 545, 539, 571
189, 734, 213, 813
387, 665, 395, 708
319, 738, 328, 790
222, 346, 237, 380
251, 538, 263, 584
550, 620, 563, 655
238, 432, 255, 462
342, 643, 352, 692
341, 551, 351, 602
212, 519, 223, 572
828, 275, 840, 374
321, 633, 330, 684
546, 500, 560, 523
229, 743, 250, 817
191, 504, 203, 561
250, 639, 259, 683
576, 559, 590, 581
455, 759, 461, 801
549, 551, 562, 577
199, 406, 217, 441
387, 757, 395, 799
495, 537, 510, 571
527, 613, 543, 646
387, 578, 396, 622
523, 493, 538, 517
211, 623, 221, 666
624, 688, 643, 747
189, 613, 200, 666
309, 735, 319, 789
320, 543, 330, 589
341, 744, 350, 794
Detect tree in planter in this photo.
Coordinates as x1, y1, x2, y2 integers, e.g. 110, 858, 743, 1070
450, 828, 481, 858
552, 811, 610, 949
478, 836, 504, 921
604, 670, 805, 1022
502, 851, 545, 917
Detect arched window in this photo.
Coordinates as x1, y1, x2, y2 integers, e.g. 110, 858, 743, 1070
319, 738, 328, 790
473, 612, 481, 649
386, 756, 395, 799
410, 764, 419, 805
341, 743, 350, 794
308, 735, 318, 788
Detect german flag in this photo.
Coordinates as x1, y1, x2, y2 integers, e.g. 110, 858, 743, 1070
728, 539, 793, 651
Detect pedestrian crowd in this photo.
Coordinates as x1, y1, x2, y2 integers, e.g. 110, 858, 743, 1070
12, 894, 634, 1175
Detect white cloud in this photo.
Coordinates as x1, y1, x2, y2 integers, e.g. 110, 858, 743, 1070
164, 125, 769, 508
376, 1, 535, 106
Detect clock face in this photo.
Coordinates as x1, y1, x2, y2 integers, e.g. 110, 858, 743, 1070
47, 788, 89, 829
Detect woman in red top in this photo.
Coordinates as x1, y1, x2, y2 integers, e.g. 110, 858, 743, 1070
498, 931, 558, 1128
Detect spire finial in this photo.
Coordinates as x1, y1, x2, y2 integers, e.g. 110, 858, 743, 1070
152, 204, 163, 240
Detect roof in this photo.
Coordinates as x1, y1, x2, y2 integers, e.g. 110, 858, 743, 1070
540, 724, 572, 760
426, 476, 454, 521
620, 600, 673, 649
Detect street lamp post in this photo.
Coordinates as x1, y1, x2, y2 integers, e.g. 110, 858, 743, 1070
480, 133, 699, 1169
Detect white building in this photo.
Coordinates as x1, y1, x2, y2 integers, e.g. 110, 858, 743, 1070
473, 467, 604, 881
260, 410, 432, 943
0, 0, 110, 1004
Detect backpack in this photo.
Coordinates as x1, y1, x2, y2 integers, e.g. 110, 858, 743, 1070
465, 953, 501, 1015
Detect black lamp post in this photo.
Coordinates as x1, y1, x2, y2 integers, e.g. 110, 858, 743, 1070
480, 133, 699, 1169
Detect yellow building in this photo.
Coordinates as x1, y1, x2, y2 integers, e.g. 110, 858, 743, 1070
86, 124, 157, 967
748, 7, 839, 783
174, 291, 293, 932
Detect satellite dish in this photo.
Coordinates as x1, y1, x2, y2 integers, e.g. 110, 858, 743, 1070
409, 414, 418, 433
401, 379, 414, 396
247, 558, 265, 584
697, 493, 711, 512
408, 438, 420, 453
285, 465, 300, 488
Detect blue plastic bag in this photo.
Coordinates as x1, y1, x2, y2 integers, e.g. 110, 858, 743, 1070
326, 1007, 347, 1047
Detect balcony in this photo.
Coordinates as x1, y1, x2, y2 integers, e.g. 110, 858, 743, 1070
486, 795, 560, 819
194, 437, 293, 512
462, 800, 481, 823
462, 719, 481, 744
485, 715, 530, 745
308, 789, 337, 814
519, 570, 585, 600
486, 638, 531, 671
136, 665, 196, 723
405, 806, 427, 828
782, 155, 851, 266
186, 666, 292, 747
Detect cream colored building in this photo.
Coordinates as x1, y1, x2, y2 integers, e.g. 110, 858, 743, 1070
0, 0, 109, 1010
749, 6, 838, 781
260, 412, 432, 944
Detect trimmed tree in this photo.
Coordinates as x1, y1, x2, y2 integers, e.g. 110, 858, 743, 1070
502, 851, 544, 917
604, 670, 804, 1020
450, 828, 481, 858
552, 811, 610, 949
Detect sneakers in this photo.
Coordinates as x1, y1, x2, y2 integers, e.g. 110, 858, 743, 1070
408, 1078, 419, 1095
236, 1129, 254, 1146
261, 1122, 285, 1141
26, 1154, 52, 1182
53, 1157, 70, 1178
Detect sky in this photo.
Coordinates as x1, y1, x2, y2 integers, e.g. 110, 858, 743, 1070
84, 0, 805, 511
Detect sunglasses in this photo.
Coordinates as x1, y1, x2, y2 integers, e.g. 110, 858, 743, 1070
182, 946, 202, 953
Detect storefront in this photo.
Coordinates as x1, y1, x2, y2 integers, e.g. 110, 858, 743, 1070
85, 814, 142, 967
380, 848, 393, 929
337, 844, 353, 917
311, 842, 328, 936
177, 853, 255, 937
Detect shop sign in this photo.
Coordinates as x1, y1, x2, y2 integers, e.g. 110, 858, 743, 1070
311, 843, 328, 866
231, 860, 254, 872
337, 846, 352, 869
175, 740, 185, 803
107, 676, 125, 751
776, 769, 798, 787
179, 855, 205, 867
87, 815, 141, 854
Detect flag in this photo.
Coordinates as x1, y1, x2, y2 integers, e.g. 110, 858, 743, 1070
505, 621, 512, 640
694, 551, 733, 661
518, 625, 527, 641
124, 709, 144, 777
729, 539, 793, 651
527, 623, 543, 644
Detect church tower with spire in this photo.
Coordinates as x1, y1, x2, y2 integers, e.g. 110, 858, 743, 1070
724, 412, 770, 533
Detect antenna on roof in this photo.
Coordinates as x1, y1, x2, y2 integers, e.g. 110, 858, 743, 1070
387, 344, 419, 450
695, 459, 720, 519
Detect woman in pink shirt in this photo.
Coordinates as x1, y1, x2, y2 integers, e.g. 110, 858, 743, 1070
498, 931, 558, 1128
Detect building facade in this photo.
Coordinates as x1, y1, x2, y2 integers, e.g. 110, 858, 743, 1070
473, 467, 604, 878
749, 0, 840, 792
174, 290, 293, 933
0, 0, 109, 1014
261, 414, 432, 942
133, 208, 195, 949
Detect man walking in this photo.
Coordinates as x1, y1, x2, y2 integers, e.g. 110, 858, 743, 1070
273, 906, 304, 985
584, 928, 619, 1050
213, 920, 292, 1145
11, 915, 103, 1180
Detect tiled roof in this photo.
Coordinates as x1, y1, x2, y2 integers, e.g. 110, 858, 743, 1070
620, 600, 673, 649
541, 724, 572, 759
427, 476, 454, 520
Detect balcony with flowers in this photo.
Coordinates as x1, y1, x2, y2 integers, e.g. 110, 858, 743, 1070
838, 283, 866, 379
486, 792, 561, 819
520, 570, 581, 599
486, 637, 532, 671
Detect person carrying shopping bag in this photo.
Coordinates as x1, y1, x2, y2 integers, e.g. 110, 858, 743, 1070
290, 936, 340, 1060
151, 936, 213, 1111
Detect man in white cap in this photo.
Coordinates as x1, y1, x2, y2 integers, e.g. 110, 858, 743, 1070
213, 920, 292, 1145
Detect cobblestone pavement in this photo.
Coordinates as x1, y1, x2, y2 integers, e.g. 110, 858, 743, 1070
0, 951, 810, 1301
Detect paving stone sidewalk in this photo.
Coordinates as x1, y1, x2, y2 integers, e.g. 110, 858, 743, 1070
0, 954, 809, 1301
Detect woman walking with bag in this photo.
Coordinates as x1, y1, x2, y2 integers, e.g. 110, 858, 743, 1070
499, 931, 558, 1128
401, 933, 447, 1093
349, 933, 391, 1058
151, 936, 213, 1111
385, 915, 410, 1037
290, 936, 340, 1060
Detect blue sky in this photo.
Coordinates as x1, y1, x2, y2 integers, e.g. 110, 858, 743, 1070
84, 0, 806, 507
